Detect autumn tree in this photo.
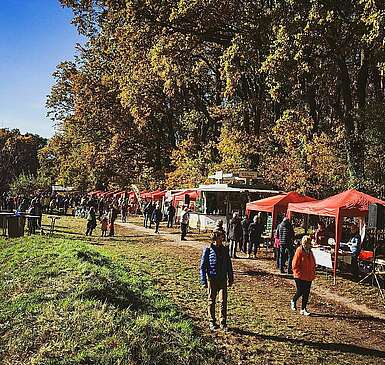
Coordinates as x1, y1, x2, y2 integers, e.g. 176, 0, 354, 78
44, 0, 385, 196
0, 128, 47, 193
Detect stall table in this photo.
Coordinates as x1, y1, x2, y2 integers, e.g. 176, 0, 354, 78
312, 247, 333, 269
47, 216, 61, 235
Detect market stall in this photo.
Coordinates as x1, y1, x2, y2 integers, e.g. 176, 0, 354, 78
185, 184, 282, 232
287, 189, 385, 282
172, 189, 199, 207
151, 190, 167, 201
246, 192, 316, 236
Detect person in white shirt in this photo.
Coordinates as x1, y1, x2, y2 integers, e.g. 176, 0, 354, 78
180, 206, 190, 241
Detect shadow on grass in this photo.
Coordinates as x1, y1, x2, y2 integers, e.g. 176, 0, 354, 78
236, 269, 271, 278
310, 312, 385, 324
255, 255, 275, 261
52, 231, 139, 243
82, 286, 148, 310
231, 328, 385, 358
77, 250, 112, 266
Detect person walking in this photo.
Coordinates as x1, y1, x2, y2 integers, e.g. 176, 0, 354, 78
180, 206, 190, 240
200, 221, 234, 331
228, 212, 242, 258
147, 202, 155, 229
85, 207, 97, 236
143, 201, 150, 228
152, 203, 162, 233
248, 214, 264, 258
278, 217, 295, 274
167, 204, 176, 228
241, 216, 250, 254
274, 221, 281, 269
291, 235, 316, 316
121, 202, 128, 223
100, 215, 108, 237
108, 204, 118, 237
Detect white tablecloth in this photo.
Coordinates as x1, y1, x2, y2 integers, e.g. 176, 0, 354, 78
312, 248, 333, 269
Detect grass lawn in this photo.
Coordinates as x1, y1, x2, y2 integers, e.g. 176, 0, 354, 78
0, 219, 226, 365
1, 215, 385, 364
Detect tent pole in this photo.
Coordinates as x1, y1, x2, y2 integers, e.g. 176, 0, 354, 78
271, 208, 277, 242
333, 209, 342, 285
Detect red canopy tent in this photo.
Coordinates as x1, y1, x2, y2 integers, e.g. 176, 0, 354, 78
287, 189, 385, 282
140, 191, 151, 199
152, 190, 167, 201
114, 190, 127, 198
127, 191, 137, 200
246, 192, 317, 235
139, 189, 166, 201
172, 189, 200, 206
88, 190, 103, 197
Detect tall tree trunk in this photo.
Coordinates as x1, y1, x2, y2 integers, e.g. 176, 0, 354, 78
337, 57, 365, 183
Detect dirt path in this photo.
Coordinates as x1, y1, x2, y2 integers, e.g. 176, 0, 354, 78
107, 222, 385, 364
117, 221, 385, 321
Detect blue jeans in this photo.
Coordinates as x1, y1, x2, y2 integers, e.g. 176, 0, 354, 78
280, 245, 294, 273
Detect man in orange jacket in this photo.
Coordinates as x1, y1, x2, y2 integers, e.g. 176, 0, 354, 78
291, 235, 316, 316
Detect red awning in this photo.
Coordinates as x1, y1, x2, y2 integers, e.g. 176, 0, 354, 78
246, 192, 316, 214
246, 192, 316, 235
140, 190, 151, 199
88, 190, 103, 196
172, 189, 199, 204
287, 189, 385, 282
152, 190, 167, 200
287, 189, 385, 218
140, 189, 164, 200
114, 190, 127, 198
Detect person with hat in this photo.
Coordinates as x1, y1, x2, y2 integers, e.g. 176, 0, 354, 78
200, 220, 234, 332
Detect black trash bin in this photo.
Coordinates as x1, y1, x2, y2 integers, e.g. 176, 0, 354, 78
7, 216, 25, 238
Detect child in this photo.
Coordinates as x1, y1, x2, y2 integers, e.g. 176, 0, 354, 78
100, 215, 108, 237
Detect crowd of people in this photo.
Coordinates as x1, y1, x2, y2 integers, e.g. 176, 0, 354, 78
1, 190, 365, 331
0, 192, 138, 237
199, 217, 317, 331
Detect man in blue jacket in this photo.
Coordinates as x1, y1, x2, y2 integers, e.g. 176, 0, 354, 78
200, 221, 234, 332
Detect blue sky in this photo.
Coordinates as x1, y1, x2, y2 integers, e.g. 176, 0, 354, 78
0, 0, 82, 138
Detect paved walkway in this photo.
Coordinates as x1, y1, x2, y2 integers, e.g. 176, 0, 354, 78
117, 221, 385, 320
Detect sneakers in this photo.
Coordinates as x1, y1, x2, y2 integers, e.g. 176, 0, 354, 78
209, 323, 228, 332
220, 325, 228, 332
209, 323, 218, 331
300, 309, 311, 316
290, 300, 297, 311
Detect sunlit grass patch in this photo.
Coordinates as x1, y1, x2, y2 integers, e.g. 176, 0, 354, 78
0, 234, 226, 365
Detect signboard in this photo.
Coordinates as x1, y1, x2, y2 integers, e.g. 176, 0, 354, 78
189, 213, 200, 229
189, 213, 228, 232
239, 170, 259, 179
266, 214, 272, 235
52, 185, 75, 192
215, 171, 223, 180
